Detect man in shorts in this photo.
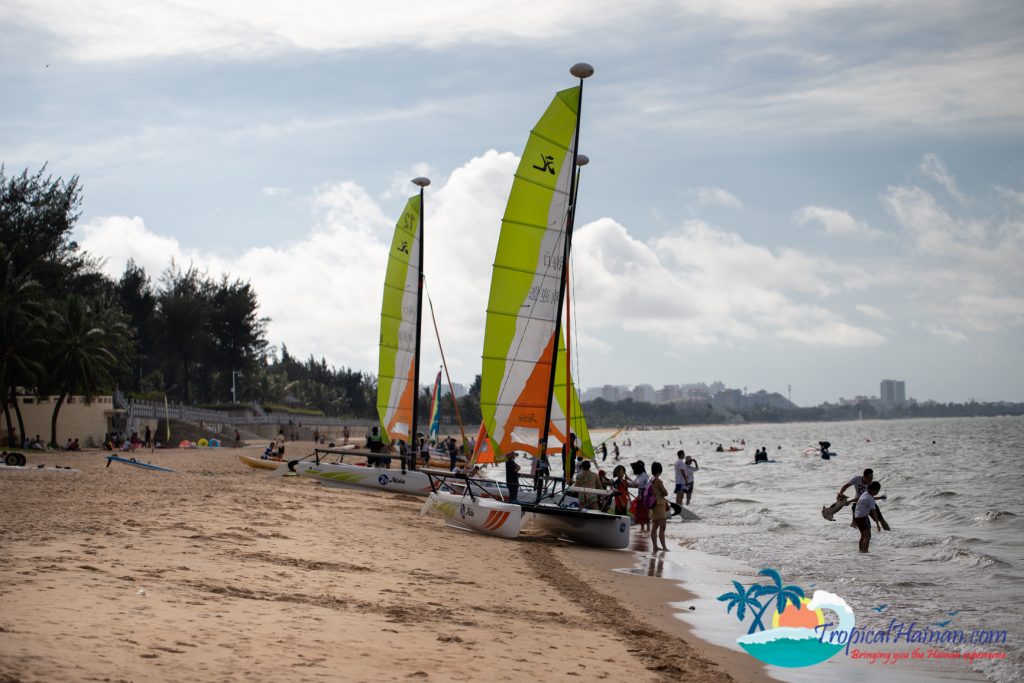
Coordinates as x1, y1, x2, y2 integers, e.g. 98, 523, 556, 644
839, 469, 874, 526
854, 481, 883, 552
673, 450, 690, 509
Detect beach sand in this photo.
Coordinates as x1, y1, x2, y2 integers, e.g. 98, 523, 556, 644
0, 444, 769, 682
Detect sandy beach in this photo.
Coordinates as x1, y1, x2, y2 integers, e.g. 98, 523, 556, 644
0, 444, 771, 683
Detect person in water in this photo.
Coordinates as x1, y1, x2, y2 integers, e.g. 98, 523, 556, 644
673, 450, 690, 510
839, 468, 874, 525
649, 462, 670, 551
854, 481, 883, 552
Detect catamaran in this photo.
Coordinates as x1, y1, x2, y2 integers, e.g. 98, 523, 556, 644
424, 63, 630, 549
288, 178, 443, 496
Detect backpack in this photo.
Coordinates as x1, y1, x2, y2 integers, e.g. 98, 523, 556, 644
641, 483, 657, 510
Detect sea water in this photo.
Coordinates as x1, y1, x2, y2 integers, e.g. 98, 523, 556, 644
590, 416, 1023, 683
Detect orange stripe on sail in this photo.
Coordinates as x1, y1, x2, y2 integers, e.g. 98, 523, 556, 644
497, 331, 556, 457
473, 422, 496, 465
386, 361, 416, 441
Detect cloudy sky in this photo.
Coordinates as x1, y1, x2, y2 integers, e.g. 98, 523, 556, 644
3, 0, 1023, 405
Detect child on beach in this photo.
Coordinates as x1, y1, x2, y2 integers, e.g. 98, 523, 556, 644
630, 461, 651, 532
649, 462, 669, 552
611, 465, 631, 516
854, 481, 883, 553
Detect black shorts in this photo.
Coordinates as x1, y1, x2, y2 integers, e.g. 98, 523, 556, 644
854, 516, 871, 532
674, 483, 684, 493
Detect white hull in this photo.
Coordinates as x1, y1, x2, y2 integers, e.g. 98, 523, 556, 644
424, 491, 523, 539
527, 509, 630, 549
291, 461, 438, 496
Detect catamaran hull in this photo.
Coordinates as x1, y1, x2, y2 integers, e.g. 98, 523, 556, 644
291, 461, 438, 496
425, 492, 523, 539
527, 510, 630, 549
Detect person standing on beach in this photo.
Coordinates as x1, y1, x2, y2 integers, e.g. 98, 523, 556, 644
612, 442, 620, 460
650, 462, 670, 551
562, 432, 579, 483
419, 436, 430, 467
611, 465, 631, 516
365, 426, 384, 466
505, 453, 521, 501
573, 460, 601, 510
673, 450, 690, 510
631, 461, 651, 532
854, 481, 883, 552
144, 425, 152, 449
446, 435, 459, 471
275, 430, 286, 457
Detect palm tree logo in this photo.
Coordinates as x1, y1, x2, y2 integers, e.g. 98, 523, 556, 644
718, 568, 804, 634
717, 568, 854, 668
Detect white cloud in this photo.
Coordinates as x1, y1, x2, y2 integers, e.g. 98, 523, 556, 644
794, 206, 882, 239
79, 149, 894, 389
571, 217, 883, 348
79, 215, 187, 278
7, 0, 632, 62
925, 325, 969, 344
687, 186, 743, 210
261, 186, 290, 197
918, 153, 967, 205
855, 303, 888, 320
879, 156, 1024, 342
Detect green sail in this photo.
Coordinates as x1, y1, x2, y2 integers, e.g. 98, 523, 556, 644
377, 195, 421, 445
480, 86, 584, 459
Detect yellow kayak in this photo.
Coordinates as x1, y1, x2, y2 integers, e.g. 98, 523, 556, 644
239, 454, 285, 470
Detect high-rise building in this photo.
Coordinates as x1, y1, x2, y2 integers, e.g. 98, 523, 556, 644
880, 379, 906, 405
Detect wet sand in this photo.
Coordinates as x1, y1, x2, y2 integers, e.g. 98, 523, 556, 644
0, 443, 766, 682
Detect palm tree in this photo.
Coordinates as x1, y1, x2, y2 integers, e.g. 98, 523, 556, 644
46, 295, 131, 447
0, 250, 47, 445
717, 580, 764, 631
748, 568, 805, 634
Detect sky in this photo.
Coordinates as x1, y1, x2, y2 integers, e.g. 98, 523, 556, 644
3, 0, 1023, 406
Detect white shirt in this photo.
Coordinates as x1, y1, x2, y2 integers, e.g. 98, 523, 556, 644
847, 475, 867, 498
682, 463, 696, 485
634, 472, 651, 490
674, 458, 688, 485
854, 491, 877, 519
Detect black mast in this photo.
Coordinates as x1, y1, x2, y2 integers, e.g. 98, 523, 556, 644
410, 176, 430, 470
539, 62, 593, 480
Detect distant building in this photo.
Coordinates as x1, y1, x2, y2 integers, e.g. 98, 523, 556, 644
633, 384, 656, 403
880, 379, 907, 405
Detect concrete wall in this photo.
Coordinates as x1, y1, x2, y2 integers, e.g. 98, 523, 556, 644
2, 395, 118, 447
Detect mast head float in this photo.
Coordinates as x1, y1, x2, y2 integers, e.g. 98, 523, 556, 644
411, 177, 431, 188
570, 63, 594, 79
576, 154, 590, 167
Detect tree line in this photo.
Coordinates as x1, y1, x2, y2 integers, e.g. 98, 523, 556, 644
0, 165, 385, 447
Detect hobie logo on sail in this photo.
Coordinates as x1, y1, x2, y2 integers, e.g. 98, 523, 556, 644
532, 154, 556, 174
378, 474, 389, 486
718, 568, 854, 668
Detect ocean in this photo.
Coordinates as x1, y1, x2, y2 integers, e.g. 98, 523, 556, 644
589, 416, 1023, 683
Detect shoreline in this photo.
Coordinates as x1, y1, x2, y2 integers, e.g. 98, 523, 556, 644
0, 443, 763, 682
